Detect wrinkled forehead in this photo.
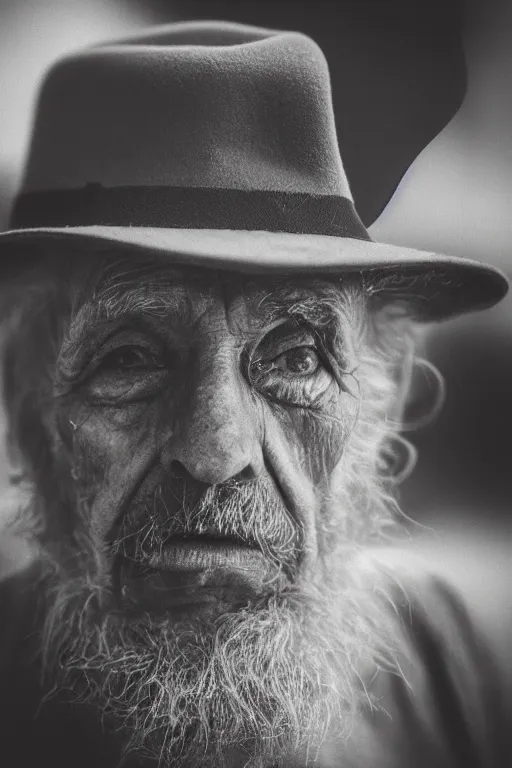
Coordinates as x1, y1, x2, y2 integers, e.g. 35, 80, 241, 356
70, 253, 366, 334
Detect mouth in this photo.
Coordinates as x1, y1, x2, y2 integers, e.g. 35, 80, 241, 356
145, 535, 264, 571
113, 534, 279, 617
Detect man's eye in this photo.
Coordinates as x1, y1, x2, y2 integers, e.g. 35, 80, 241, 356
253, 346, 321, 378
100, 346, 164, 372
85, 344, 168, 405
250, 345, 331, 407
273, 347, 320, 376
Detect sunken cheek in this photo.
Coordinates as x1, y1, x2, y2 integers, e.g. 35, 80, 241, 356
53, 396, 165, 504
270, 384, 354, 484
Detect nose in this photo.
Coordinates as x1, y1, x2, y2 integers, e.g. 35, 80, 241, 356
162, 347, 263, 486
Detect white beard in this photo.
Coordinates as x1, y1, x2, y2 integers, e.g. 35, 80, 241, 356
40, 548, 403, 768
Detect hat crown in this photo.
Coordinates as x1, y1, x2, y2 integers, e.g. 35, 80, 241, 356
21, 21, 351, 199
1, 21, 508, 322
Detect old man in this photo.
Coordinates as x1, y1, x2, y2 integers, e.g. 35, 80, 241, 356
0, 21, 509, 768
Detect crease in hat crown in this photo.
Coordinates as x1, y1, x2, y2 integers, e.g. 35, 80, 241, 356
0, 18, 508, 322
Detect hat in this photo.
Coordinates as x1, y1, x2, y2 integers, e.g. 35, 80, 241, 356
0, 20, 507, 320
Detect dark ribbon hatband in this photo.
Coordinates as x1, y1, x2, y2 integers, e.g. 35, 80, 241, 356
10, 184, 371, 240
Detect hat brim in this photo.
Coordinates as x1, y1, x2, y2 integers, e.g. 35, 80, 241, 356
0, 225, 507, 321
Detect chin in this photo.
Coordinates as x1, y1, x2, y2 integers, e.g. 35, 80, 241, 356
38, 534, 400, 768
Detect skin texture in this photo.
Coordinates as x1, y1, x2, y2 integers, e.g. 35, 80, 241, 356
0, 254, 418, 766
51, 266, 362, 608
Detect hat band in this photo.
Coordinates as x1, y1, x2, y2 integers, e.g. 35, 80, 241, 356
10, 185, 371, 240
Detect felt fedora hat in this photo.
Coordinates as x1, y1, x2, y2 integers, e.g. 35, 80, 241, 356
0, 20, 507, 319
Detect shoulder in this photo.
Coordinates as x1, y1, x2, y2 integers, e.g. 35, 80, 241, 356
0, 561, 113, 767
0, 558, 54, 756
346, 544, 512, 768
0, 493, 43, 664
0, 555, 45, 698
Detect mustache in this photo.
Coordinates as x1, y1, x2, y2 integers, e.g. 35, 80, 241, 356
111, 474, 303, 573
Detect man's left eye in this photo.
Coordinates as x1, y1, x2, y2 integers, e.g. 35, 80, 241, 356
250, 344, 331, 407
271, 347, 320, 376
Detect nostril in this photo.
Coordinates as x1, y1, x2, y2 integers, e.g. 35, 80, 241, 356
170, 459, 256, 487
169, 460, 210, 490
233, 465, 257, 483
169, 460, 189, 480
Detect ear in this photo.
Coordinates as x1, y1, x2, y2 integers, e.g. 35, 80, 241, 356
389, 339, 445, 431
387, 334, 416, 427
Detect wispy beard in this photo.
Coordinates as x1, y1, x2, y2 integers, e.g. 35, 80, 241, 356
39, 545, 402, 766
43, 580, 380, 767
26, 457, 406, 768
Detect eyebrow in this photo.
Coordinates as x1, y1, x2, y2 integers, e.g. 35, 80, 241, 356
86, 261, 193, 321
250, 283, 360, 335
95, 281, 190, 321
71, 253, 364, 341
80, 289, 346, 350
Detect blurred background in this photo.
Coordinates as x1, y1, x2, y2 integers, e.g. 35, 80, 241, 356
0, 0, 511, 588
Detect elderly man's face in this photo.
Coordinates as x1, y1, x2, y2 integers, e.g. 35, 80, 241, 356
9, 255, 408, 766
54, 262, 362, 615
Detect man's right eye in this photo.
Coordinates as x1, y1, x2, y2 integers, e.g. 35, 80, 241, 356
84, 340, 170, 405
99, 345, 165, 372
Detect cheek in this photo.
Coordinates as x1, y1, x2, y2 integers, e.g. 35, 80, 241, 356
53, 398, 168, 539
272, 386, 357, 484
308, 393, 358, 482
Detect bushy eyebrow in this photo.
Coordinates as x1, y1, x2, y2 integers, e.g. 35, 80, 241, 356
254, 292, 339, 329
86, 262, 194, 322
77, 288, 348, 350
248, 282, 364, 340
68, 255, 366, 346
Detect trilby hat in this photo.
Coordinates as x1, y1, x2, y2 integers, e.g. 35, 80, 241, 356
0, 20, 507, 319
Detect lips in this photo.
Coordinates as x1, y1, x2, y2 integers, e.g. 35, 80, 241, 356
146, 536, 265, 572
115, 535, 277, 616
